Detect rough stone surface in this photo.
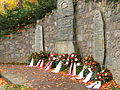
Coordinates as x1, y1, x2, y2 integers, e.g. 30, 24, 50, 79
55, 41, 75, 54
76, 1, 120, 84
55, 0, 74, 54
0, 0, 120, 85
104, 9, 120, 84
57, 0, 73, 18
93, 10, 105, 64
0, 28, 35, 63
39, 11, 57, 52
35, 25, 44, 52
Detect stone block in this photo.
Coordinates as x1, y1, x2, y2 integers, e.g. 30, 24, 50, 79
56, 29, 73, 41
57, 16, 73, 27
93, 10, 104, 64
57, 0, 73, 18
35, 25, 44, 52
77, 35, 83, 41
55, 41, 75, 54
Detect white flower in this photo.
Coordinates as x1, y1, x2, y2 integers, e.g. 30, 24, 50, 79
105, 73, 108, 76
53, 57, 56, 60
77, 63, 81, 66
99, 76, 101, 79
97, 73, 100, 75
67, 58, 69, 61
65, 62, 69, 65
102, 70, 104, 73
95, 77, 97, 80
63, 54, 65, 56
59, 56, 61, 58
71, 54, 74, 57
75, 58, 78, 61
51, 55, 54, 57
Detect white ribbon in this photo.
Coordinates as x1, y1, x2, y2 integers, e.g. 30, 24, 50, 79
67, 62, 73, 75
52, 61, 62, 73
40, 59, 44, 67
71, 62, 77, 76
83, 68, 93, 83
44, 62, 53, 71
93, 81, 102, 89
28, 57, 34, 67
35, 59, 41, 67
86, 81, 98, 88
75, 68, 84, 79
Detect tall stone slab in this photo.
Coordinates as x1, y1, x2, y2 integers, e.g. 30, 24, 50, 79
35, 25, 44, 53
55, 0, 75, 54
93, 10, 105, 64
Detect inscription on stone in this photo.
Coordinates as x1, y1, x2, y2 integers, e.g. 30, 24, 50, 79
56, 0, 74, 54
61, 2, 68, 9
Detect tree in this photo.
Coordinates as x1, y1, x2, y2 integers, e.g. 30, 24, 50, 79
17, 0, 23, 8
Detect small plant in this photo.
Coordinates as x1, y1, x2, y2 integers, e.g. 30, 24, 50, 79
109, 86, 120, 90
4, 84, 33, 90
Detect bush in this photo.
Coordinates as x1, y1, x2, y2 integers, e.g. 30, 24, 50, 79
0, 0, 57, 38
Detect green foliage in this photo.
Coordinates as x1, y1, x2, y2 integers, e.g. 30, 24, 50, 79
37, 0, 57, 12
84, 0, 119, 3
0, 0, 57, 38
4, 84, 32, 90
109, 86, 120, 90
27, 51, 50, 65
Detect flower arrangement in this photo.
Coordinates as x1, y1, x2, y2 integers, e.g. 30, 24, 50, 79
27, 52, 39, 65
51, 54, 69, 73
91, 65, 113, 84
27, 51, 50, 67
27, 51, 113, 89
58, 54, 69, 72
43, 53, 58, 71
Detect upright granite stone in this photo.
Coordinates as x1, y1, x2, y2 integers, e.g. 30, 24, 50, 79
35, 24, 44, 52
55, 0, 75, 54
93, 10, 105, 64
55, 41, 75, 54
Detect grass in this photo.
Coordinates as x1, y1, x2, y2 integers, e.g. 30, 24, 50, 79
4, 84, 33, 90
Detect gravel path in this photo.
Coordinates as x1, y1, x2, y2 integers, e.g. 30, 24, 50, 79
0, 65, 92, 90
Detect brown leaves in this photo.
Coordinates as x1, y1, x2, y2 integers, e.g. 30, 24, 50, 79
0, 68, 5, 72
56, 83, 63, 87
0, 78, 8, 86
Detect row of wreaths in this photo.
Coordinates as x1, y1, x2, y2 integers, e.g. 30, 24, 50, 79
27, 51, 113, 89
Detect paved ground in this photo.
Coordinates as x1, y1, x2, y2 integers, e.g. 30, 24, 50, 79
0, 65, 92, 90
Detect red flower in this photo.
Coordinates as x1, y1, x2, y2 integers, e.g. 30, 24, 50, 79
84, 57, 89, 60
92, 67, 96, 71
49, 53, 58, 57
96, 73, 100, 76
58, 54, 68, 60
99, 78, 104, 81
102, 74, 105, 76
69, 53, 77, 59
88, 56, 93, 60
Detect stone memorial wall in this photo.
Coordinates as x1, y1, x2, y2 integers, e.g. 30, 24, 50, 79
75, 1, 120, 84
0, 0, 120, 84
0, 28, 35, 63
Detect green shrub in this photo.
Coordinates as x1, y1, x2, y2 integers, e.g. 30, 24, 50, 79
0, 0, 57, 38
